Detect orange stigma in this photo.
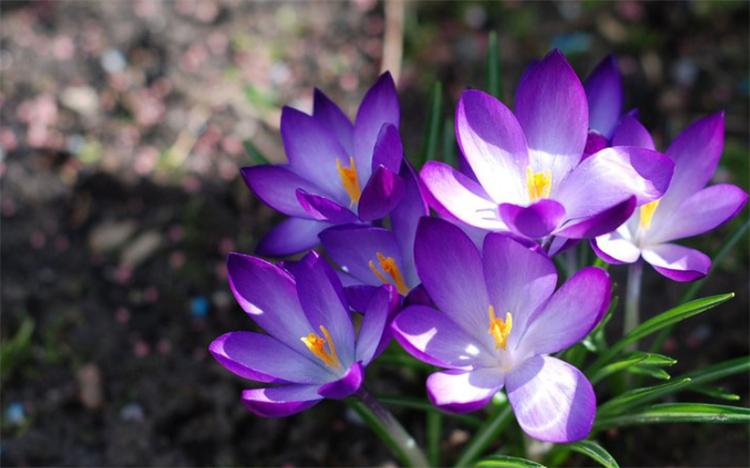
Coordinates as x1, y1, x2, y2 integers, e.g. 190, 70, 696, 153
639, 199, 660, 230
487, 305, 513, 350
300, 325, 341, 369
368, 252, 409, 295
526, 166, 552, 202
336, 156, 361, 206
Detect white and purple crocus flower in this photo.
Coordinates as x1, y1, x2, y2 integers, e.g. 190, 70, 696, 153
592, 113, 748, 281
242, 72, 406, 256
421, 50, 674, 251
210, 251, 397, 416
391, 218, 611, 442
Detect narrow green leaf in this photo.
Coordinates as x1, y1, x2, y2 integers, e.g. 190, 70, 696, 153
442, 117, 457, 166
486, 31, 502, 99
682, 355, 750, 386
378, 396, 482, 427
588, 293, 734, 373
595, 403, 750, 429
626, 365, 671, 381
455, 404, 514, 466
242, 140, 270, 165
598, 378, 692, 416
566, 440, 619, 468
650, 219, 749, 353
590, 351, 675, 384
419, 81, 443, 167
476, 454, 545, 468
690, 384, 741, 401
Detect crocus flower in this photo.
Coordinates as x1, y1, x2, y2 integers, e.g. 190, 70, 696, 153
391, 217, 611, 442
592, 113, 747, 281
583, 55, 656, 155
319, 161, 429, 307
242, 73, 405, 256
421, 50, 674, 249
210, 251, 397, 416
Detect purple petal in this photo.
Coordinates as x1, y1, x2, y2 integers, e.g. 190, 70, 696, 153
357, 165, 406, 221
555, 196, 637, 239
354, 72, 400, 178
242, 384, 322, 418
256, 218, 329, 257
343, 284, 379, 312
313, 88, 354, 155
455, 89, 528, 203
392, 305, 494, 369
288, 251, 355, 365
663, 113, 725, 205
281, 106, 350, 204
296, 189, 358, 223
584, 55, 623, 138
482, 233, 558, 342
403, 283, 434, 308
642, 243, 711, 282
648, 184, 747, 244
611, 114, 656, 149
556, 147, 673, 220
420, 161, 505, 230
506, 355, 595, 443
241, 165, 324, 217
320, 225, 406, 288
356, 286, 395, 365
515, 50, 588, 181
371, 123, 403, 173
499, 200, 566, 239
520, 267, 611, 355
209, 332, 332, 384
391, 161, 430, 283
318, 361, 364, 399
227, 253, 312, 355
590, 229, 641, 264
414, 218, 491, 343
426, 368, 504, 413
547, 236, 579, 256
583, 131, 608, 158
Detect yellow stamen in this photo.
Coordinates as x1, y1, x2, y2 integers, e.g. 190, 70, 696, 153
487, 305, 513, 350
639, 199, 660, 230
368, 252, 409, 295
300, 325, 341, 369
336, 156, 361, 206
526, 166, 552, 202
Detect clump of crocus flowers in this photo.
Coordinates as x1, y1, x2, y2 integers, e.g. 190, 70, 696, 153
210, 49, 747, 466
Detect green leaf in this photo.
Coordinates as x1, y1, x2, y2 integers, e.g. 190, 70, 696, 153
476, 455, 545, 468
419, 81, 443, 167
589, 352, 675, 385
442, 117, 457, 166
486, 31, 502, 99
242, 140, 270, 165
455, 404, 514, 466
566, 440, 619, 468
595, 403, 750, 429
682, 355, 750, 386
626, 365, 671, 381
588, 293, 734, 373
378, 396, 482, 427
598, 378, 693, 416
690, 384, 741, 401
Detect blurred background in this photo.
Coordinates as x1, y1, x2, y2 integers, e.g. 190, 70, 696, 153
1, 1, 748, 466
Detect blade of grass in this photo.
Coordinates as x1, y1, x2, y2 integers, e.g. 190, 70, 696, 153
454, 403, 513, 467
378, 395, 482, 428
418, 81, 443, 168
486, 31, 501, 99
566, 440, 620, 468
594, 403, 750, 430
476, 455, 544, 468
598, 378, 693, 416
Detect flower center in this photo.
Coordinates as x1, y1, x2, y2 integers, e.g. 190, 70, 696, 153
526, 167, 552, 202
487, 305, 513, 350
300, 325, 341, 369
336, 156, 361, 206
368, 252, 409, 295
639, 199, 660, 230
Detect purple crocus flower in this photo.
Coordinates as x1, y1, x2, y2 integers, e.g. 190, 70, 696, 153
242, 73, 405, 256
319, 162, 429, 307
209, 251, 397, 416
421, 50, 674, 249
592, 113, 747, 281
391, 218, 611, 442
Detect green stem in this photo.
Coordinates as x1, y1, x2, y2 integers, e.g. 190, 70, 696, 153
350, 387, 429, 467
427, 411, 442, 466
624, 260, 643, 351
454, 404, 513, 467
